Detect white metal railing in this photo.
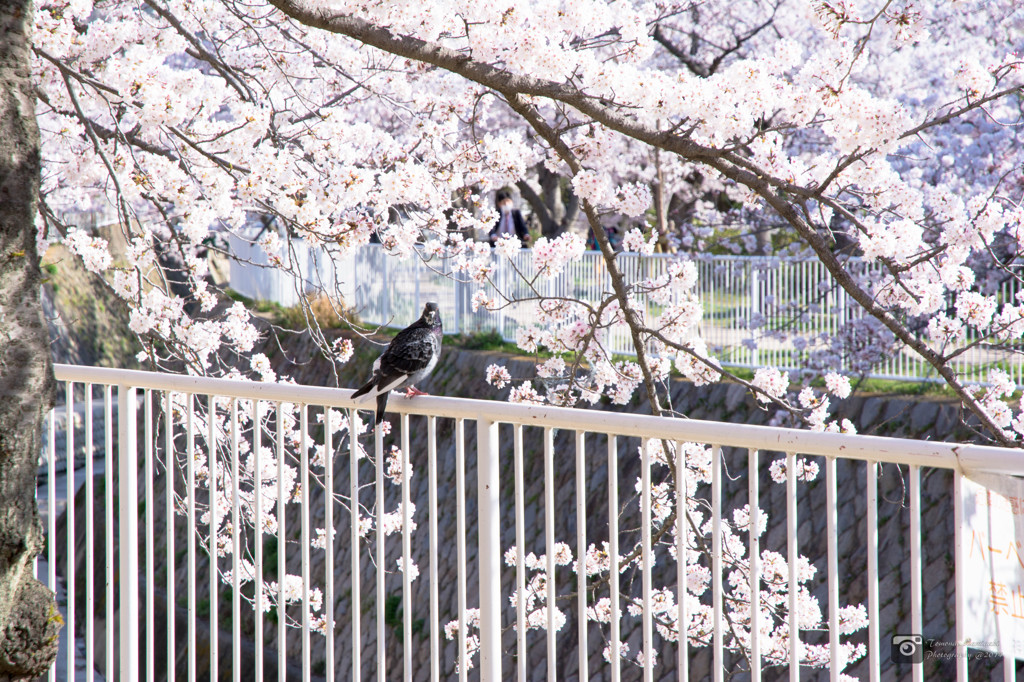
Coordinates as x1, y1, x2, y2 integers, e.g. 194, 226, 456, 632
228, 239, 1024, 384
39, 364, 1023, 681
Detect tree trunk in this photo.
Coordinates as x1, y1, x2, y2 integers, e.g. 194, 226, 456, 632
651, 145, 675, 254
0, 3, 62, 679
517, 163, 580, 238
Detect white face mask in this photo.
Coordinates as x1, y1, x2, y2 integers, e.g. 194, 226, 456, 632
499, 201, 513, 214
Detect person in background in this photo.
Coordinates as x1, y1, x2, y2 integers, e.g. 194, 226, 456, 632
488, 189, 531, 246
586, 225, 621, 251
607, 225, 620, 251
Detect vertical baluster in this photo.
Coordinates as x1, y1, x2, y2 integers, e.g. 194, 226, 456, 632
455, 418, 467, 682
349, 408, 361, 681
428, 416, 439, 682
85, 384, 94, 682
676, 441, 688, 681
48, 409, 56, 682
750, 448, 761, 682
209, 396, 219, 681
954, 471, 967, 681
477, 418, 500, 681
514, 425, 526, 682
104, 385, 114, 678
187, 395, 196, 682
145, 389, 154, 682
65, 382, 75, 680
402, 415, 413, 681
544, 427, 556, 681
576, 431, 588, 682
787, 452, 800, 682
712, 445, 723, 682
609, 435, 621, 682
827, 456, 839, 682
165, 392, 175, 682
277, 402, 287, 682
641, 440, 654, 682
867, 462, 880, 682
375, 419, 386, 682
325, 407, 334, 682
254, 399, 264, 682
909, 465, 922, 682
300, 404, 311, 682
232, 398, 242, 682
117, 385, 139, 678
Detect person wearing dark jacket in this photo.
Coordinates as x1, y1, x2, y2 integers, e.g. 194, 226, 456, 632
488, 190, 531, 246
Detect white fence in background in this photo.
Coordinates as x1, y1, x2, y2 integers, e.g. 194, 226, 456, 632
40, 364, 1024, 681
228, 232, 358, 309
227, 238, 1024, 383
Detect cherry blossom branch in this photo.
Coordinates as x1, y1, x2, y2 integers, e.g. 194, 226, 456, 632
141, 0, 254, 102
652, 11, 778, 79
55, 65, 136, 232
500, 91, 667, 417
899, 84, 1024, 141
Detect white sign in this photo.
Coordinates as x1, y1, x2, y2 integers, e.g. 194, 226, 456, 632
961, 473, 1024, 660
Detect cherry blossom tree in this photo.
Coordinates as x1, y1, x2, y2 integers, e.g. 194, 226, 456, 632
27, 0, 1024, 676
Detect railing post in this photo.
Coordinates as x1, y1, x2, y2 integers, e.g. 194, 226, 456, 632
954, 471, 967, 681
476, 418, 501, 682
118, 385, 139, 678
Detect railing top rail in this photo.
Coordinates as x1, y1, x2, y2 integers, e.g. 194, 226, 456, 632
54, 363, 1021, 476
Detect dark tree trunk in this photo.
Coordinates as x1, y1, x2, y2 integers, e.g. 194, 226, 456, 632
517, 163, 580, 239
516, 175, 558, 237
0, 3, 62, 679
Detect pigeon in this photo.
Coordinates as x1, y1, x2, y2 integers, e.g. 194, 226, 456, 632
352, 301, 443, 424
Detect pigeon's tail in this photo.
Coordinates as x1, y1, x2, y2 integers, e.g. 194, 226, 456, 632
351, 378, 375, 400
375, 392, 389, 425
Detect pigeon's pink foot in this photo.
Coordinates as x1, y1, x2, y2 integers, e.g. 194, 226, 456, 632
405, 386, 429, 397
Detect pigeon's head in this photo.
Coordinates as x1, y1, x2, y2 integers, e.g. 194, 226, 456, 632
421, 301, 441, 329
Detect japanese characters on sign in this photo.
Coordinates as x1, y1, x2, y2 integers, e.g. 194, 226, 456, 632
962, 473, 1024, 660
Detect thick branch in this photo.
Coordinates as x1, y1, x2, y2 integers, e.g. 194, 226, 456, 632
266, 0, 719, 160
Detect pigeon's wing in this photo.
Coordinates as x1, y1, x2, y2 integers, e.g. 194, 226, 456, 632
374, 326, 436, 390
363, 328, 435, 422
351, 379, 375, 399
356, 318, 440, 424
